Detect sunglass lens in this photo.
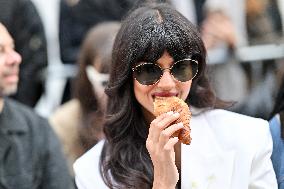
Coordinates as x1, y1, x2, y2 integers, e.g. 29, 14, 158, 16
133, 63, 162, 85
171, 60, 198, 82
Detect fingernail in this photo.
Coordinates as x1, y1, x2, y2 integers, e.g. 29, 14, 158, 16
173, 112, 180, 117
167, 111, 174, 115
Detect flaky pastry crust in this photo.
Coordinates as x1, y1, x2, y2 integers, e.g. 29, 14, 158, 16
153, 96, 192, 145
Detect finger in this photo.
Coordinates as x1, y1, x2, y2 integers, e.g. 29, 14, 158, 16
149, 111, 179, 143
148, 112, 172, 140
164, 137, 179, 152
157, 112, 180, 130
154, 111, 174, 123
159, 122, 183, 148
148, 111, 172, 141
152, 113, 179, 142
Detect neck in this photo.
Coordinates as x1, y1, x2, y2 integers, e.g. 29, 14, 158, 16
175, 141, 181, 171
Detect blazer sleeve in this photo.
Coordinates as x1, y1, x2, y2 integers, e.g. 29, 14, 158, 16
73, 159, 89, 189
249, 120, 278, 188
75, 175, 88, 189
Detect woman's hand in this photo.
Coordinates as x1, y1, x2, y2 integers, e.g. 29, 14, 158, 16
146, 111, 183, 189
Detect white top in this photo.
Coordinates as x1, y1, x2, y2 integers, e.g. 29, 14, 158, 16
73, 109, 277, 189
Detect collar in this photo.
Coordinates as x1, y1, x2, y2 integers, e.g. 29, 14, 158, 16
0, 98, 28, 134
190, 106, 211, 116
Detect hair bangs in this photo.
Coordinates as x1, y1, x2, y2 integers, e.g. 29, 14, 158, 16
132, 7, 204, 65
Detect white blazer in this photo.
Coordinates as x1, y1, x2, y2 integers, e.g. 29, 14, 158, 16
73, 109, 277, 189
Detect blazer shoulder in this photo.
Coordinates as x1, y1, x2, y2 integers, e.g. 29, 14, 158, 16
74, 140, 104, 171
201, 109, 270, 147
204, 109, 269, 128
73, 140, 106, 188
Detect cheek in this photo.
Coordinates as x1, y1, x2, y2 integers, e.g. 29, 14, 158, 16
0, 57, 4, 64
134, 80, 149, 99
179, 80, 192, 101
0, 64, 4, 77
133, 80, 154, 109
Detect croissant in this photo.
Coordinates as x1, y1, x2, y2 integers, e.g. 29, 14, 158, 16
153, 96, 192, 145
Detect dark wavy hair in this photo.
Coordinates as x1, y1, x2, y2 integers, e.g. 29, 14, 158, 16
100, 3, 228, 188
73, 22, 120, 151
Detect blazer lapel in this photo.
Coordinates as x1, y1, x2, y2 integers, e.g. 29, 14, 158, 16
181, 112, 236, 189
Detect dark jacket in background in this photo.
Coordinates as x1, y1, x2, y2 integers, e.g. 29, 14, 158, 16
59, 0, 140, 103
59, 0, 140, 64
0, 98, 73, 189
0, 0, 48, 107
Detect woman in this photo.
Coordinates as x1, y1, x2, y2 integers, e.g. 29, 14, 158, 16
73, 3, 277, 189
49, 22, 120, 175
269, 76, 284, 189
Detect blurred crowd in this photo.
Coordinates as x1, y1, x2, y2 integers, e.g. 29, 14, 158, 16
0, 0, 283, 188
29, 0, 284, 120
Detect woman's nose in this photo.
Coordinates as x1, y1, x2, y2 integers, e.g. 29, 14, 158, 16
157, 70, 175, 89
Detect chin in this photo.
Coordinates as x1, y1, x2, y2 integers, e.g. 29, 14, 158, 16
3, 85, 18, 96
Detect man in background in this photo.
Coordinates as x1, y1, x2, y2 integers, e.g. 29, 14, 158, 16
0, 0, 48, 107
0, 23, 73, 189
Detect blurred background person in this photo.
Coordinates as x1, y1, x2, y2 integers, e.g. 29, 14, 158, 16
0, 0, 48, 107
269, 75, 284, 189
0, 22, 73, 189
246, 0, 282, 45
49, 22, 120, 175
172, 0, 254, 119
58, 0, 139, 103
177, 0, 284, 120
236, 0, 284, 119
195, 0, 250, 119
